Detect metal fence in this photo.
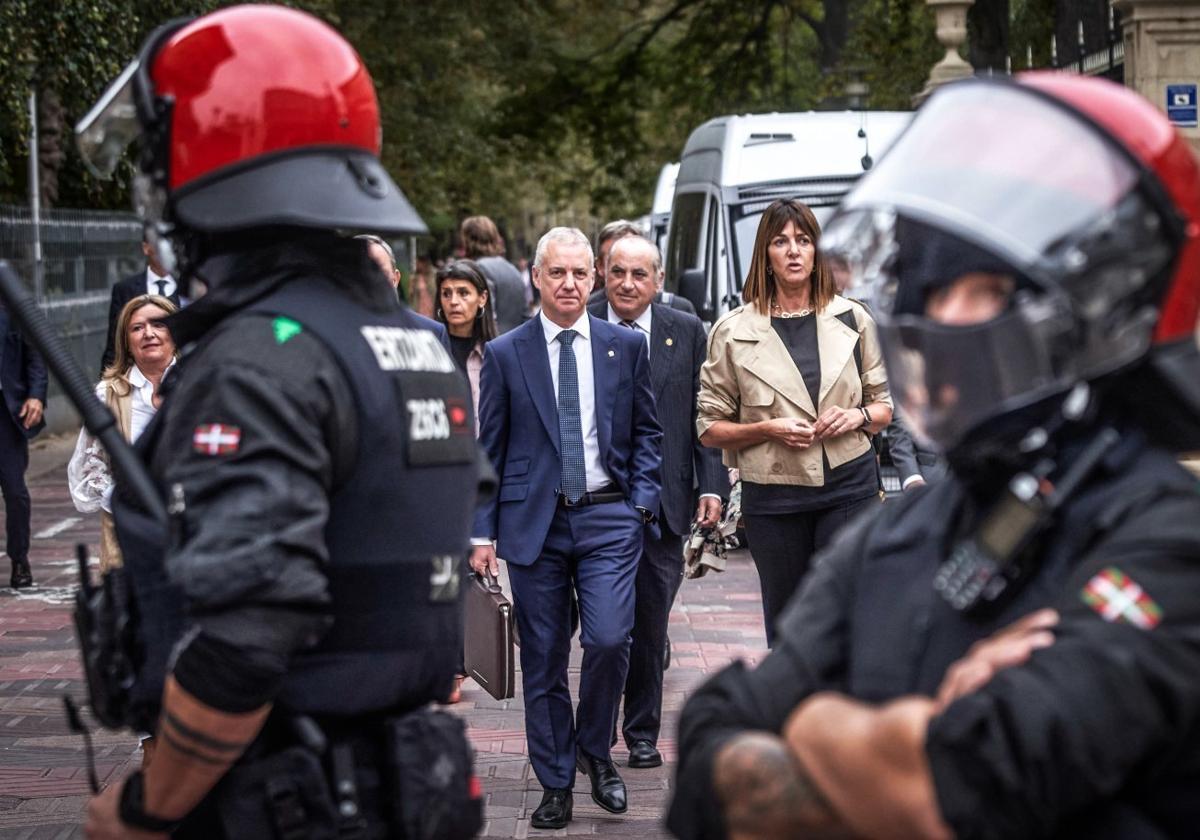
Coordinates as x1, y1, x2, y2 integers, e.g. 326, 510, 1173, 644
0, 203, 143, 434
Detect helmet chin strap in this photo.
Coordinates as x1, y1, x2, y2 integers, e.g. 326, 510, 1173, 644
946, 382, 1094, 483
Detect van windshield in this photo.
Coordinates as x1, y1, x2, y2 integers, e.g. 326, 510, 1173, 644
731, 202, 838, 287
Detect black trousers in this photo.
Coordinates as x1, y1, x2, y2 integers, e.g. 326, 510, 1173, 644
621, 520, 683, 747
0, 413, 31, 566
743, 494, 879, 647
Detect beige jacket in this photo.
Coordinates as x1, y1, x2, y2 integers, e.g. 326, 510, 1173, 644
696, 296, 892, 486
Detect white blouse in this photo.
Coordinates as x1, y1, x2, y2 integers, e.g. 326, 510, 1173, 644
67, 362, 172, 514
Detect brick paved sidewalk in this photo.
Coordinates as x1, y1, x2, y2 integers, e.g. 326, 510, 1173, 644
0, 447, 767, 838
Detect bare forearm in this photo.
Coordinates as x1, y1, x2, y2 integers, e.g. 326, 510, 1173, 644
143, 677, 271, 820
864, 402, 892, 435
785, 694, 951, 840
713, 732, 854, 840
701, 419, 772, 451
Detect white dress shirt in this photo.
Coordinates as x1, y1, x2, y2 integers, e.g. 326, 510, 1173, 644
69, 360, 174, 514
145, 267, 176, 299
606, 303, 652, 352
540, 310, 611, 492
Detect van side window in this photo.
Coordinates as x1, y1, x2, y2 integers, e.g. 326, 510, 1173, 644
666, 192, 707, 290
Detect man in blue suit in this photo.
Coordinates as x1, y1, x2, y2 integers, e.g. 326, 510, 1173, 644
0, 302, 47, 588
470, 227, 662, 830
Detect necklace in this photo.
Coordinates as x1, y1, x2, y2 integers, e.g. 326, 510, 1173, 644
770, 299, 811, 318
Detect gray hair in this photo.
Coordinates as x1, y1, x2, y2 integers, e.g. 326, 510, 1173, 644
534, 227, 594, 269
355, 233, 396, 270
596, 219, 643, 251
607, 234, 662, 275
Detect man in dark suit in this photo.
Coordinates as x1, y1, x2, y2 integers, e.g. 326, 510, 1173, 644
470, 226, 662, 829
885, 413, 946, 490
100, 238, 181, 374
588, 235, 726, 769
0, 303, 47, 588
359, 234, 450, 348
588, 220, 696, 315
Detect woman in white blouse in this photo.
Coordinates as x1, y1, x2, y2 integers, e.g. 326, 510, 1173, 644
69, 294, 177, 571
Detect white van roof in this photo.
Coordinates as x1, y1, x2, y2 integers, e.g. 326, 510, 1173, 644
652, 162, 680, 216
677, 111, 913, 189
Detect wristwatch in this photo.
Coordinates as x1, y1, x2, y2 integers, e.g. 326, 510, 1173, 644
860, 406, 873, 426
635, 505, 657, 525
119, 771, 183, 834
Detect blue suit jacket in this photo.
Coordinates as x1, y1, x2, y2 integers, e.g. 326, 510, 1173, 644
0, 306, 47, 438
473, 315, 662, 565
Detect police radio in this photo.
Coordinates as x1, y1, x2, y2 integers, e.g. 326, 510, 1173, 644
934, 427, 1120, 615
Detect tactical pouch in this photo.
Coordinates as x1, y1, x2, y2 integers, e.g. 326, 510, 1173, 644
385, 708, 483, 840
216, 745, 338, 840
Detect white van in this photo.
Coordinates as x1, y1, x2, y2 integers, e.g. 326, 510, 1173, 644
649, 161, 680, 254
664, 111, 912, 320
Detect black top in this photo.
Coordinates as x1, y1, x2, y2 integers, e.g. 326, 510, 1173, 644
741, 317, 878, 514
448, 333, 475, 372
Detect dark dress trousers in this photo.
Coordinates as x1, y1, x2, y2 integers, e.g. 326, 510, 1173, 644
473, 315, 662, 789
0, 305, 47, 567
589, 299, 727, 747
101, 271, 181, 374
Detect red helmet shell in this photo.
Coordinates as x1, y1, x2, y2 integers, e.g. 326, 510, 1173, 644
1020, 73, 1200, 344
150, 5, 380, 192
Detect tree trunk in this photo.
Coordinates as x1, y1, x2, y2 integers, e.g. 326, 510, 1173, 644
36, 85, 64, 208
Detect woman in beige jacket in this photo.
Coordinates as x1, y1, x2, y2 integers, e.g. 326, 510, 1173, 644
697, 199, 892, 645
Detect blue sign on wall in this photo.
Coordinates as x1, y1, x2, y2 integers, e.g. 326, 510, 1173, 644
1166, 84, 1198, 128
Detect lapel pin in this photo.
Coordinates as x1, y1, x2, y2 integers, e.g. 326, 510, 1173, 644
608, 349, 615, 357
665, 337, 674, 346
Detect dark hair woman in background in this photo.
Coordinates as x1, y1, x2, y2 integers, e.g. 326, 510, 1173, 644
436, 259, 497, 434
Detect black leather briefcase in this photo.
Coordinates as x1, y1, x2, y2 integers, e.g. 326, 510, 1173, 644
463, 571, 515, 700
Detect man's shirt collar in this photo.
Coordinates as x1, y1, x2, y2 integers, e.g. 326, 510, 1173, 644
606, 302, 652, 334
540, 310, 591, 345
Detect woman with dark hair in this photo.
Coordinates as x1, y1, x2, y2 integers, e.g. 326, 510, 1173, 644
696, 199, 892, 646
436, 259, 497, 432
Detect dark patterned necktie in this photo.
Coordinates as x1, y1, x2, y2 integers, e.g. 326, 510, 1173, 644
620, 319, 636, 329
154, 279, 168, 297
556, 329, 586, 504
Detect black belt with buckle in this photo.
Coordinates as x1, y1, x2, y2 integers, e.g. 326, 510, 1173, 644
558, 485, 624, 509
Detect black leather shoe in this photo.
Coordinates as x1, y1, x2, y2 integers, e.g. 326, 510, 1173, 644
9, 559, 32, 589
627, 738, 663, 769
576, 749, 627, 814
530, 787, 572, 829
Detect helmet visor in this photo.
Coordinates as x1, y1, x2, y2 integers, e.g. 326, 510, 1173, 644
75, 59, 140, 179
826, 81, 1140, 305
881, 307, 1062, 450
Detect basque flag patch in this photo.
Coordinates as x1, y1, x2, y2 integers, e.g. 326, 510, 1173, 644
1080, 566, 1163, 630
193, 424, 242, 456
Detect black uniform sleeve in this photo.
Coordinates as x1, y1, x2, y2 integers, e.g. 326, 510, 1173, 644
886, 416, 922, 485
926, 489, 1200, 840
667, 514, 869, 840
153, 314, 357, 710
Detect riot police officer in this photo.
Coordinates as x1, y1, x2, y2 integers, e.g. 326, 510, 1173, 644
668, 74, 1200, 839
75, 7, 483, 838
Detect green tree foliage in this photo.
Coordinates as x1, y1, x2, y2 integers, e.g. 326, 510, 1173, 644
0, 1, 989, 249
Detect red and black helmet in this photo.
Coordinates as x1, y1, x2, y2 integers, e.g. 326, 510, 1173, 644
822, 72, 1200, 453
76, 4, 425, 269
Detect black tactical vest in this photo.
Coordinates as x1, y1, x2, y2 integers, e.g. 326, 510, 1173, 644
242, 278, 479, 716
843, 429, 1192, 701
